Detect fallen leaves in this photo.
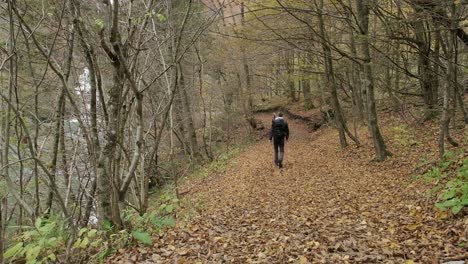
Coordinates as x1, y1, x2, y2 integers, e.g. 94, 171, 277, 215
106, 113, 467, 263
298, 255, 309, 263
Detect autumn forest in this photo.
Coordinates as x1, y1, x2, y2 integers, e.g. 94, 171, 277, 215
0, 0, 467, 263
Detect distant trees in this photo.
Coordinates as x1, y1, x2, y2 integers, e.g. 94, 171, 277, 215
205, 0, 466, 160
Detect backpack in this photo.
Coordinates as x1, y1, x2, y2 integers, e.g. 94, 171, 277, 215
272, 119, 286, 138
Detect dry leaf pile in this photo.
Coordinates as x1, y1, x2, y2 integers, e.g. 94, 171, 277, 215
107, 113, 467, 263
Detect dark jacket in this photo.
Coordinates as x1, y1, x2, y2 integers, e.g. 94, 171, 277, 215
269, 117, 289, 140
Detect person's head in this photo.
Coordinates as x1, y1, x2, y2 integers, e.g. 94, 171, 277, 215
277, 112, 283, 117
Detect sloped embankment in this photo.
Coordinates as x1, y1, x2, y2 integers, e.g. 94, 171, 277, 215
254, 104, 332, 131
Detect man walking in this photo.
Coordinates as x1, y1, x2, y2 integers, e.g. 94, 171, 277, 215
269, 112, 289, 168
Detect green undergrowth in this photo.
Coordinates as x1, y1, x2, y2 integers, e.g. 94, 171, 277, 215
147, 185, 199, 229
419, 150, 468, 215
3, 194, 182, 264
190, 146, 242, 181
3, 216, 67, 264
390, 124, 420, 147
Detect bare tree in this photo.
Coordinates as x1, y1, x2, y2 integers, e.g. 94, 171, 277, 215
356, 0, 390, 161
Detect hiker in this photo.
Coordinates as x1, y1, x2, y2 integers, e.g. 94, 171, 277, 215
269, 112, 289, 168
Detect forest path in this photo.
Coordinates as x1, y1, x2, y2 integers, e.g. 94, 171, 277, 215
110, 114, 465, 263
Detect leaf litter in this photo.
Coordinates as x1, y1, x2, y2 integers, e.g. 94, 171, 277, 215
107, 113, 467, 263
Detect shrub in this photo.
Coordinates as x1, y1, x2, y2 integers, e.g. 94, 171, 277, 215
435, 158, 468, 214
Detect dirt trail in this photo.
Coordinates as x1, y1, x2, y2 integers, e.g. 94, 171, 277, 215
110, 114, 466, 263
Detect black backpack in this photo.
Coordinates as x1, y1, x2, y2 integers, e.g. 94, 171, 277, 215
272, 119, 286, 138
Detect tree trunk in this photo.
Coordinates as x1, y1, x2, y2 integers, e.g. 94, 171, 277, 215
302, 77, 313, 110
195, 47, 213, 160
0, 197, 6, 264
303, 53, 314, 110
60, 97, 74, 207
240, 1, 253, 109
45, 92, 66, 216
97, 60, 124, 227
438, 4, 460, 158
414, 15, 437, 119
317, 0, 359, 148
347, 10, 365, 122
285, 50, 296, 101
97, 13, 126, 227
357, 0, 390, 161
179, 64, 201, 161
2, 1, 35, 218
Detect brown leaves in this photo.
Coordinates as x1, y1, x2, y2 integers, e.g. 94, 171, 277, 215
106, 112, 467, 263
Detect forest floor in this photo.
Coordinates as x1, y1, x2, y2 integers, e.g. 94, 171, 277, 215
107, 111, 467, 264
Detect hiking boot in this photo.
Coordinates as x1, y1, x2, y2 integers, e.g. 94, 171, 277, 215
278, 162, 283, 168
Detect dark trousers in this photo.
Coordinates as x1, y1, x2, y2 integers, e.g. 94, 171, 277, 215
273, 136, 285, 164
